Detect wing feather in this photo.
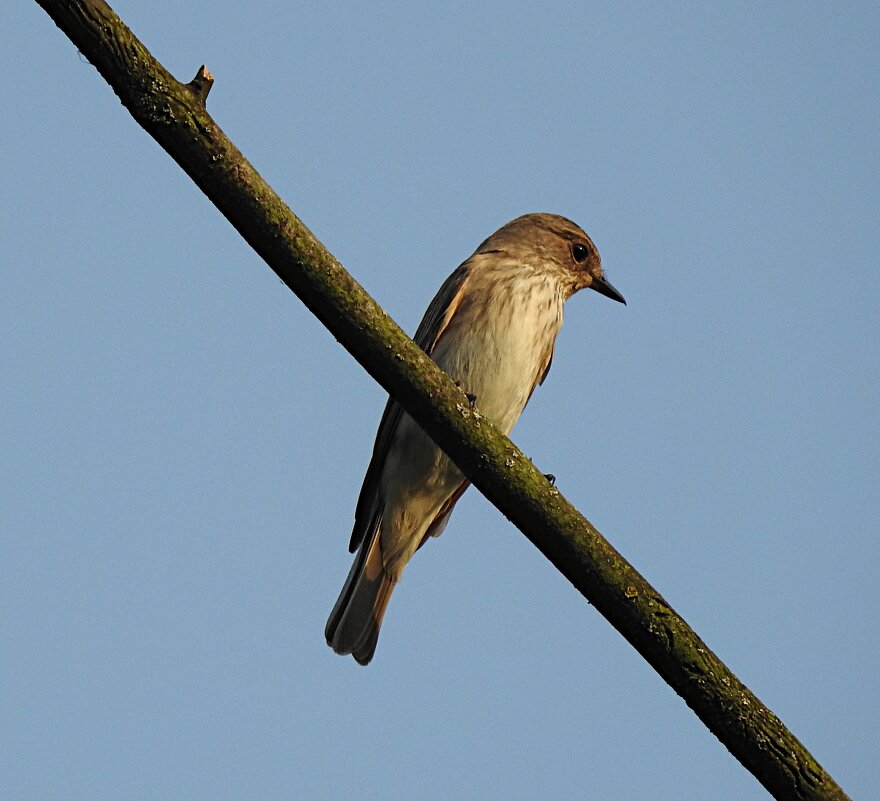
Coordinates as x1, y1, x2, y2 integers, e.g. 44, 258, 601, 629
523, 338, 556, 408
347, 262, 473, 552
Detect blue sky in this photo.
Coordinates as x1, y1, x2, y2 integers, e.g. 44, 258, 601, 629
4, 3, 878, 799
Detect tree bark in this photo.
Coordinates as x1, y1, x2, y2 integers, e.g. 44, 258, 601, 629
34, 3, 850, 800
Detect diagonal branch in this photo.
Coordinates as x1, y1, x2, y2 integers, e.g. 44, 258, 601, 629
34, 3, 849, 800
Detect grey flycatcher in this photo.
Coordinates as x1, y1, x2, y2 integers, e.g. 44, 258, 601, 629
325, 213, 625, 664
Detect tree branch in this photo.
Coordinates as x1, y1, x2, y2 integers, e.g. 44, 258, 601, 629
34, 3, 849, 800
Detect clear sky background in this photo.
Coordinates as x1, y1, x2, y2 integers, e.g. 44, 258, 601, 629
3, 3, 878, 800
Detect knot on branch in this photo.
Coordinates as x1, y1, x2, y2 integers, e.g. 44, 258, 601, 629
187, 64, 214, 105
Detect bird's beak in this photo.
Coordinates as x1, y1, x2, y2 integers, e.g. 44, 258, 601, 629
590, 275, 626, 305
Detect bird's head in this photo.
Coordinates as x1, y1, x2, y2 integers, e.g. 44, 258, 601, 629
478, 213, 626, 304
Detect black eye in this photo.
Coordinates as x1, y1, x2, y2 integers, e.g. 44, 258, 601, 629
571, 243, 589, 263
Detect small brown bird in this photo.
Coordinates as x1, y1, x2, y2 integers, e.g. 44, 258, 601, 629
325, 213, 625, 664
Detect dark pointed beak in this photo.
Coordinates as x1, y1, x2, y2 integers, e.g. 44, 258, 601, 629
590, 275, 626, 305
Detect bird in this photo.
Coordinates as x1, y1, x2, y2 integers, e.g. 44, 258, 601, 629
325, 213, 625, 664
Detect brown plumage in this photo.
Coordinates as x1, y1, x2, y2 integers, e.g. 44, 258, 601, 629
325, 213, 625, 664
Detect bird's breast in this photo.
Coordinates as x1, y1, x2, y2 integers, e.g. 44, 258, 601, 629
431, 274, 564, 434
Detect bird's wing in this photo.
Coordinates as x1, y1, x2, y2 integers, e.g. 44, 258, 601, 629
411, 262, 472, 354
521, 335, 557, 410
348, 262, 473, 552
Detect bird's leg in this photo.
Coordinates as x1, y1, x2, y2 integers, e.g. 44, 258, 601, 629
454, 381, 478, 409
527, 456, 556, 486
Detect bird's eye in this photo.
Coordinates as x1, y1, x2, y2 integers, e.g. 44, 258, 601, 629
571, 243, 589, 263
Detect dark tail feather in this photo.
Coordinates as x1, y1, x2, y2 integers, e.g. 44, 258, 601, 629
325, 530, 396, 665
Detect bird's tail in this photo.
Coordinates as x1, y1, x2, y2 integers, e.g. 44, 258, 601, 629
325, 529, 396, 666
